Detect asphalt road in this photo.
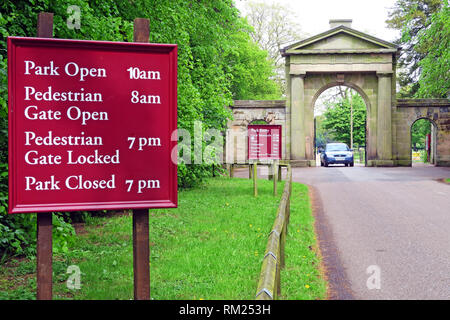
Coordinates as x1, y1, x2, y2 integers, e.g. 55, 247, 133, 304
236, 164, 450, 299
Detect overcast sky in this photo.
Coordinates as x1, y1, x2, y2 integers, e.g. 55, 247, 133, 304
234, 0, 400, 43
234, 0, 401, 113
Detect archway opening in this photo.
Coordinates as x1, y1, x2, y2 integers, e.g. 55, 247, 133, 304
411, 118, 437, 166
249, 119, 269, 125
314, 85, 367, 167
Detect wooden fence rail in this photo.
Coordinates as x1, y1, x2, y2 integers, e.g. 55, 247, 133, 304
255, 165, 292, 300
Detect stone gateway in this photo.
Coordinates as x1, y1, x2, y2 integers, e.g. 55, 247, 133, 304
226, 20, 450, 167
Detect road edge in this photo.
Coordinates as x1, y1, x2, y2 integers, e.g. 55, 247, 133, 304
308, 184, 356, 300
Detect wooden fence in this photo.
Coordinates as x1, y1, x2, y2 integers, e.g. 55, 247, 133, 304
255, 165, 292, 300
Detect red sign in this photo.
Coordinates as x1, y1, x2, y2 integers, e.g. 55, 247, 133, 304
8, 37, 177, 213
248, 125, 282, 160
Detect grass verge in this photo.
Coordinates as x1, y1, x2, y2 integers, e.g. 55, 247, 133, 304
0, 177, 326, 300
280, 183, 326, 299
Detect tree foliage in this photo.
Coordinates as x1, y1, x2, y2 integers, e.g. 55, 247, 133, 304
226, 18, 281, 100
411, 118, 432, 149
241, 1, 303, 95
386, 0, 446, 97
320, 89, 367, 147
315, 115, 333, 149
415, 3, 449, 98
0, 0, 281, 257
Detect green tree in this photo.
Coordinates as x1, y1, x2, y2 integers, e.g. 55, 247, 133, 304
315, 114, 334, 149
386, 0, 445, 97
415, 3, 450, 98
241, 1, 304, 95
321, 90, 367, 147
227, 19, 281, 100
0, 0, 281, 187
411, 119, 432, 149
0, 0, 282, 256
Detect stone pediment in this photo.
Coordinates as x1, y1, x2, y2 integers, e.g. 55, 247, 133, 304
281, 26, 399, 56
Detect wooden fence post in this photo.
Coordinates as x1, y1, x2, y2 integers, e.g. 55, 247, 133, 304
273, 161, 278, 196
253, 163, 258, 197
287, 165, 291, 226
36, 11, 54, 301
132, 18, 150, 300
268, 161, 273, 180
255, 169, 292, 300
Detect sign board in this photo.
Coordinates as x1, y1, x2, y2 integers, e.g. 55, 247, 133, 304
412, 151, 421, 161
248, 125, 282, 160
8, 37, 177, 213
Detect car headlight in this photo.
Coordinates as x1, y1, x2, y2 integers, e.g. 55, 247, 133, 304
325, 153, 334, 158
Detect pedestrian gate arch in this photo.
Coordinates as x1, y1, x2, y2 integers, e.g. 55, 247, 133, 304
227, 20, 450, 167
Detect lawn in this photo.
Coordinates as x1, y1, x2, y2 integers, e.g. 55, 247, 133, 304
0, 177, 326, 300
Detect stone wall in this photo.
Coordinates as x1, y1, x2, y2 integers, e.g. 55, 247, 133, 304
225, 100, 286, 163
225, 98, 450, 167
393, 99, 450, 166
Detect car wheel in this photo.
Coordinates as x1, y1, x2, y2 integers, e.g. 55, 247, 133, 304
324, 161, 328, 167
350, 162, 354, 167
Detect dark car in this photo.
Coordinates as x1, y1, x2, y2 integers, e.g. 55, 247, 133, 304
320, 143, 354, 167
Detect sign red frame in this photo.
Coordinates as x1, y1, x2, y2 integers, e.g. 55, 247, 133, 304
248, 124, 282, 160
8, 37, 177, 213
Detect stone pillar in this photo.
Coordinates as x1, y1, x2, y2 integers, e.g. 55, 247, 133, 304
430, 123, 435, 164
290, 72, 306, 160
376, 72, 393, 165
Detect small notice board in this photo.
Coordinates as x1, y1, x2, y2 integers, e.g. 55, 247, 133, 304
8, 37, 178, 213
248, 124, 282, 160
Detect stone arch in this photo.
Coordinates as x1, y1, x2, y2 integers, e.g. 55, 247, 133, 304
226, 20, 450, 167
405, 110, 440, 129
283, 19, 401, 166
310, 81, 372, 115
408, 114, 439, 129
394, 100, 449, 166
409, 117, 439, 165
286, 70, 382, 166
310, 81, 372, 163
249, 119, 269, 125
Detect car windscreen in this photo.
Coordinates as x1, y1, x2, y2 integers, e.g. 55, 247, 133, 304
326, 144, 349, 151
